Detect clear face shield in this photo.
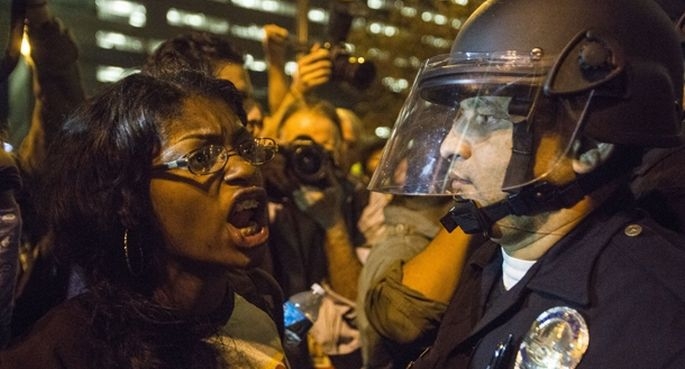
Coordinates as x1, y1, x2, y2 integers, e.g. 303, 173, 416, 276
368, 52, 582, 202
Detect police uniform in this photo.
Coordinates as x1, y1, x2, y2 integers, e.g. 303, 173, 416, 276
410, 199, 685, 369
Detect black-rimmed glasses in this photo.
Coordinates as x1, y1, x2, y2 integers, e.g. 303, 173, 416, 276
153, 137, 278, 175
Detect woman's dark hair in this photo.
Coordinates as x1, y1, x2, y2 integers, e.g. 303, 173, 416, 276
143, 31, 245, 78
38, 71, 246, 369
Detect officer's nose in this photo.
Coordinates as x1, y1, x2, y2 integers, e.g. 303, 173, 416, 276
440, 125, 471, 162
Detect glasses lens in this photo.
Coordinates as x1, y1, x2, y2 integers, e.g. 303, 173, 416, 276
187, 145, 227, 174
238, 138, 277, 165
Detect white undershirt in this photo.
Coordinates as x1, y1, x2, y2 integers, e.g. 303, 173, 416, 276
501, 248, 537, 290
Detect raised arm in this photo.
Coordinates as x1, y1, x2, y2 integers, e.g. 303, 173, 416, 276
17, 0, 85, 177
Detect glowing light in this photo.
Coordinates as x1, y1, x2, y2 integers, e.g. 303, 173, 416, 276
95, 31, 144, 52
308, 8, 327, 24
96, 65, 138, 83
367, 0, 384, 10
374, 126, 392, 138
231, 24, 264, 41
95, 0, 146, 28
166, 8, 229, 33
230, 0, 295, 14
382, 76, 410, 93
260, 0, 279, 11
400, 7, 417, 17
247, 60, 267, 72
284, 61, 297, 76
20, 32, 30, 57
433, 14, 447, 25
384, 26, 398, 37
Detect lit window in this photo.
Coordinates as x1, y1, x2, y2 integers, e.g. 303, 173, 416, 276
284, 61, 297, 76
308, 8, 327, 24
230, 24, 265, 41
96, 31, 145, 53
433, 14, 447, 25
95, 0, 147, 28
166, 8, 230, 33
230, 0, 296, 16
96, 65, 139, 83
382, 76, 409, 93
374, 126, 392, 139
367, 0, 385, 10
400, 7, 417, 17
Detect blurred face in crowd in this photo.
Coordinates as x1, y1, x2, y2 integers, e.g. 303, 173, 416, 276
278, 108, 343, 165
150, 94, 269, 271
337, 108, 363, 171
216, 62, 264, 135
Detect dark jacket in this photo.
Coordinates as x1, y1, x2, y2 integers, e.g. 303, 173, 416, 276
410, 204, 685, 369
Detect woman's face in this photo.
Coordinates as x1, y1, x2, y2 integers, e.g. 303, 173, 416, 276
150, 95, 269, 270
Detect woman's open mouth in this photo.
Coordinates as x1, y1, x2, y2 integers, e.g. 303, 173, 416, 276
227, 187, 269, 248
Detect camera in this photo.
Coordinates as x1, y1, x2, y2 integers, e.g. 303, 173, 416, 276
323, 41, 376, 90
287, 0, 376, 90
283, 136, 333, 186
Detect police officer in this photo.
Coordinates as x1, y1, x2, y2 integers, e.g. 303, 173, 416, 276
366, 0, 685, 368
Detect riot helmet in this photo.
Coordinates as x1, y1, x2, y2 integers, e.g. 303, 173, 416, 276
368, 0, 683, 235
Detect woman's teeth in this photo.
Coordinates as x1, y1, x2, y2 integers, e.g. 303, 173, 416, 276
235, 199, 259, 212
240, 221, 260, 236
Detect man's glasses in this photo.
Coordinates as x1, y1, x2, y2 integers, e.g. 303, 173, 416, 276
153, 137, 278, 175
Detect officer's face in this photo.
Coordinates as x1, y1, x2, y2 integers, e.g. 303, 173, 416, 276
439, 96, 516, 207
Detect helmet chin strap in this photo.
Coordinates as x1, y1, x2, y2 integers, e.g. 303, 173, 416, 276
439, 159, 627, 238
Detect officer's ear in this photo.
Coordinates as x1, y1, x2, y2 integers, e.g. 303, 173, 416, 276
571, 139, 615, 175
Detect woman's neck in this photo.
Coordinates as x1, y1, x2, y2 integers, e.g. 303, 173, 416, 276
154, 258, 230, 315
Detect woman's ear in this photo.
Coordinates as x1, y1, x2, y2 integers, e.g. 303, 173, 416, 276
571, 140, 615, 174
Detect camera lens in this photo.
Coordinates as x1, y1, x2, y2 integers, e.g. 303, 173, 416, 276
287, 137, 330, 186
293, 145, 325, 178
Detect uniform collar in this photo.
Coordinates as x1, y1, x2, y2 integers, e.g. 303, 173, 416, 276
525, 206, 634, 306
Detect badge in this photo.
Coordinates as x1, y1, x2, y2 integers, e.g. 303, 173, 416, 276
514, 306, 589, 369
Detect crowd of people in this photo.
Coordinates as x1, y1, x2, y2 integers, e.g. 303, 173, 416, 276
0, 0, 684, 368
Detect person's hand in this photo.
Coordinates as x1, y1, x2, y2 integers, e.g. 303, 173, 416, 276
262, 24, 289, 67
292, 167, 343, 229
290, 44, 332, 97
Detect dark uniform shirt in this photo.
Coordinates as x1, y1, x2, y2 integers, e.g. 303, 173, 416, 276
410, 204, 685, 369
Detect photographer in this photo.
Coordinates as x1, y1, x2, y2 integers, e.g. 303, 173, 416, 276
260, 7, 375, 139
263, 98, 366, 369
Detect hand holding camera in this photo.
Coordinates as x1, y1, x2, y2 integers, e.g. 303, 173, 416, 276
290, 44, 333, 97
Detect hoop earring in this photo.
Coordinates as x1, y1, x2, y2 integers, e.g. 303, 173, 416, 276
123, 229, 144, 276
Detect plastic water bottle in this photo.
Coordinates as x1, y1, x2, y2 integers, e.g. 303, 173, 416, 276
283, 283, 326, 344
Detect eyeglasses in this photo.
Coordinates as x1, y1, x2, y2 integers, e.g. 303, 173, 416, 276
153, 137, 278, 176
